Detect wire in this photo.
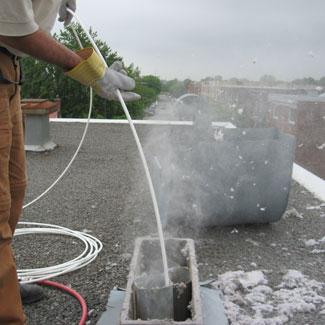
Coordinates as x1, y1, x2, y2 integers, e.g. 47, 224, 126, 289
22, 87, 93, 209
17, 222, 103, 284
38, 280, 88, 325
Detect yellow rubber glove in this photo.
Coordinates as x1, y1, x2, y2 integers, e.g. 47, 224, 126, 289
65, 48, 140, 101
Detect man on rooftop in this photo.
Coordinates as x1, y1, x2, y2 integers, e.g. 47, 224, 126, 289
0, 0, 139, 323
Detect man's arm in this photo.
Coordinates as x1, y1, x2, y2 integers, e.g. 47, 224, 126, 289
0, 27, 140, 102
0, 29, 81, 70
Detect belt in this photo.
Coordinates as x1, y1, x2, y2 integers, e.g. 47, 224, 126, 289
0, 46, 19, 60
0, 47, 23, 85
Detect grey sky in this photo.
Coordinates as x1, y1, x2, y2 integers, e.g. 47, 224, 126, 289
54, 0, 324, 81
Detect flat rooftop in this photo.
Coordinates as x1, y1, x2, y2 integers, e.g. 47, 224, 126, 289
268, 93, 325, 108
16, 121, 325, 324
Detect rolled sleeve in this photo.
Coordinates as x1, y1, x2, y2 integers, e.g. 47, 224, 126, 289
0, 0, 39, 36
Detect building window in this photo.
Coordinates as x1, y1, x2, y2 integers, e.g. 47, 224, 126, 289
288, 109, 297, 125
273, 107, 279, 120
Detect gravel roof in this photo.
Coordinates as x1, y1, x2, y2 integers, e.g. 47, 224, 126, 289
16, 122, 325, 325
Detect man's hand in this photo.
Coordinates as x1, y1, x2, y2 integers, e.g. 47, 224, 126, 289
66, 48, 141, 102
95, 62, 141, 101
58, 0, 76, 26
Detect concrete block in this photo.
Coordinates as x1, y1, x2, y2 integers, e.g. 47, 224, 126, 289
120, 237, 203, 325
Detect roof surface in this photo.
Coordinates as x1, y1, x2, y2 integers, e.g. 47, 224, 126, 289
18, 122, 325, 324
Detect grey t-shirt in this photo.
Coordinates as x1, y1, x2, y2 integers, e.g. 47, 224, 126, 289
0, 0, 61, 56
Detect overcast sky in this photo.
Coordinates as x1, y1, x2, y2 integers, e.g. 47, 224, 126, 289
54, 0, 324, 81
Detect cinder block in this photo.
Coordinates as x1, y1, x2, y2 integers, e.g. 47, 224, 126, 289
120, 237, 203, 325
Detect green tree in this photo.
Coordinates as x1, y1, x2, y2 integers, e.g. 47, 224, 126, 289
21, 23, 160, 119
292, 77, 317, 86
318, 77, 325, 87
140, 75, 161, 93
259, 74, 276, 86
229, 77, 243, 85
129, 75, 161, 118
161, 79, 187, 97
214, 75, 223, 81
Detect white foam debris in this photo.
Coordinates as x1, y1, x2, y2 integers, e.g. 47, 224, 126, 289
213, 269, 325, 324
306, 205, 323, 210
304, 236, 325, 250
284, 208, 304, 219
154, 156, 162, 169
308, 50, 315, 58
246, 238, 260, 247
311, 249, 325, 254
304, 239, 318, 247
317, 143, 325, 150
231, 228, 239, 234
214, 128, 224, 141
238, 108, 244, 115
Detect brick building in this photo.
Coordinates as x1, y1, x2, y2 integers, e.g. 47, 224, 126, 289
189, 81, 307, 127
186, 81, 324, 178
267, 94, 325, 178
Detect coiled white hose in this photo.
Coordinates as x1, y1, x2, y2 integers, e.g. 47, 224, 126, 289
17, 222, 103, 284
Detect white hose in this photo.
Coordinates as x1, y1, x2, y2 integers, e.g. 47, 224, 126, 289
23, 87, 93, 209
67, 9, 170, 286
17, 222, 103, 284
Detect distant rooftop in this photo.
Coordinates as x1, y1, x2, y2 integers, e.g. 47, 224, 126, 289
268, 93, 325, 108
218, 85, 305, 90
202, 83, 317, 92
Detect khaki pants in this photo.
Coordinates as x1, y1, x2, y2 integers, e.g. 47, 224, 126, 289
0, 52, 27, 324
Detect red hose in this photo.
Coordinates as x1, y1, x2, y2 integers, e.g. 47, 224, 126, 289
38, 280, 88, 325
